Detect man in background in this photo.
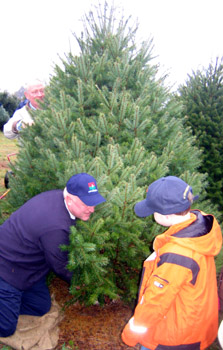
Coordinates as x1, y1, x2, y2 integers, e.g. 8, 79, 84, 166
3, 80, 45, 139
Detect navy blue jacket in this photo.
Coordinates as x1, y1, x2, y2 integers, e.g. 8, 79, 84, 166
0, 190, 75, 290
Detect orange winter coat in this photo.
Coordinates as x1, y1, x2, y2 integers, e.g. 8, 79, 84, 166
122, 210, 222, 350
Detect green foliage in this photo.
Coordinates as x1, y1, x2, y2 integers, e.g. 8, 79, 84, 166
0, 105, 9, 131
178, 57, 223, 214
3, 2, 219, 304
61, 341, 78, 350
0, 345, 12, 350
0, 91, 19, 117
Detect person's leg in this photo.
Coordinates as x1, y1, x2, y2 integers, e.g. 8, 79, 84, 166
20, 277, 51, 316
140, 346, 151, 350
0, 277, 22, 337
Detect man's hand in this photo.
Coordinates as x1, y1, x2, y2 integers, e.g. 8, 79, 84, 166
12, 120, 34, 134
22, 120, 34, 127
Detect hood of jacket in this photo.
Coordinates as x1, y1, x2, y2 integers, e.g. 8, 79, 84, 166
154, 209, 222, 257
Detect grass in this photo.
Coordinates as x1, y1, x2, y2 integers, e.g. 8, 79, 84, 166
0, 132, 18, 197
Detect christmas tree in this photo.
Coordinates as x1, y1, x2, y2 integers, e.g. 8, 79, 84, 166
178, 58, 223, 214
3, 3, 212, 304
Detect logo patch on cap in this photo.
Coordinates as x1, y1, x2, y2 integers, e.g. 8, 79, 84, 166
88, 182, 97, 193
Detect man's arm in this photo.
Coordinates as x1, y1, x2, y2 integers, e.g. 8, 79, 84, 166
39, 229, 73, 284
3, 107, 33, 139
3, 112, 21, 139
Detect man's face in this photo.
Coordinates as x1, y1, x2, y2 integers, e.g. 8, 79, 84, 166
25, 83, 45, 109
67, 195, 95, 221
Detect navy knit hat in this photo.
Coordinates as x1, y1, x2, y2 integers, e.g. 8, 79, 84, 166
66, 173, 106, 206
134, 176, 198, 217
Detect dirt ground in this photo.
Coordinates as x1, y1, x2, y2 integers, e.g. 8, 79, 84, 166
50, 277, 222, 350
50, 277, 140, 350
0, 269, 221, 350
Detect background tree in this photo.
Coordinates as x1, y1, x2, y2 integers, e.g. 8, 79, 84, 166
0, 91, 20, 117
2, 3, 220, 305
178, 58, 223, 213
0, 105, 9, 131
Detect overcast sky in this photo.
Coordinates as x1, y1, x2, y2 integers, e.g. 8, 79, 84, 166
1, 0, 223, 94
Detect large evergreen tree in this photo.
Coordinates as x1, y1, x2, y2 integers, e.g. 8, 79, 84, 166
2, 3, 215, 304
178, 58, 223, 212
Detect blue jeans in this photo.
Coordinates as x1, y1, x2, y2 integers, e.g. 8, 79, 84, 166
0, 276, 51, 337
141, 346, 151, 350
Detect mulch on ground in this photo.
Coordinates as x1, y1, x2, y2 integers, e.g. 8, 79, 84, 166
50, 277, 140, 350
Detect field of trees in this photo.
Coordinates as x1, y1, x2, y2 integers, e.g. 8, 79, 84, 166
0, 2, 223, 349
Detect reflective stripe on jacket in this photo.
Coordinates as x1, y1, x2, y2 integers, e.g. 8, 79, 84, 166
122, 210, 222, 350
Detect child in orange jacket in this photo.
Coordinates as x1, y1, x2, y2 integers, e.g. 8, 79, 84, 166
122, 176, 222, 350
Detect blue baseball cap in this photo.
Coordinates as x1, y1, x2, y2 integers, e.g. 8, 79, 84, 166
66, 173, 106, 206
134, 176, 198, 217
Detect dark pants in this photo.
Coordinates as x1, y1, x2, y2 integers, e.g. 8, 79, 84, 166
0, 276, 51, 337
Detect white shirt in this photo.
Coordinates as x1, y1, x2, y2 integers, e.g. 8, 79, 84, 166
63, 188, 76, 220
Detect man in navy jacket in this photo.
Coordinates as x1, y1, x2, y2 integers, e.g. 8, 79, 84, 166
0, 173, 106, 337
